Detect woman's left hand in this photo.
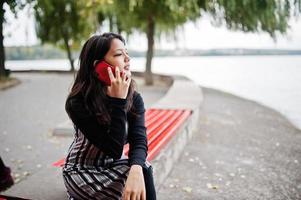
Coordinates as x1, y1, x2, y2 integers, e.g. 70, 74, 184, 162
123, 165, 146, 200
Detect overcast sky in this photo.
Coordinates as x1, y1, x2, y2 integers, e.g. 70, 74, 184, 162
3, 4, 301, 50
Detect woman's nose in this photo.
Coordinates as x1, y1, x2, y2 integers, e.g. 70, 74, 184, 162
125, 54, 130, 62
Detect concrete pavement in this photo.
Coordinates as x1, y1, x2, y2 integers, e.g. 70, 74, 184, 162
157, 87, 301, 200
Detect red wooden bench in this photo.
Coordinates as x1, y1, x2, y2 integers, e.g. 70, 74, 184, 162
53, 108, 192, 167
0, 195, 29, 200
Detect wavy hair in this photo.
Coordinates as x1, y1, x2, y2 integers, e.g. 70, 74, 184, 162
66, 33, 137, 125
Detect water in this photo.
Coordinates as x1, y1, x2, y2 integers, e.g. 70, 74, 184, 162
6, 55, 301, 130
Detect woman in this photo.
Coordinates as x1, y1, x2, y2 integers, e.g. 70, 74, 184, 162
62, 33, 156, 200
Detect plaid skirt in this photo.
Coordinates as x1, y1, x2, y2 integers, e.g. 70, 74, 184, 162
62, 158, 130, 200
62, 129, 131, 200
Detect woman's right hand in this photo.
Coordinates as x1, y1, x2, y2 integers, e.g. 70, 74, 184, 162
107, 67, 131, 99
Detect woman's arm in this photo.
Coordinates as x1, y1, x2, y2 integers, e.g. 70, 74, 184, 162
127, 92, 148, 167
66, 95, 127, 159
123, 92, 147, 200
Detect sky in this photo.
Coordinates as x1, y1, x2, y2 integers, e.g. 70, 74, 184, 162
3, 4, 301, 50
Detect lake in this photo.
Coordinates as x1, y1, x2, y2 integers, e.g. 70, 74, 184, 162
6, 55, 301, 130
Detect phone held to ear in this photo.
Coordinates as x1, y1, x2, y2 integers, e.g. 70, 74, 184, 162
95, 60, 124, 86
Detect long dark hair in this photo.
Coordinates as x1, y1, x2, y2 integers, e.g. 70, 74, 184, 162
66, 33, 137, 125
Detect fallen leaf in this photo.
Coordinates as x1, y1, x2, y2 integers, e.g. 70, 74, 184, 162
207, 183, 218, 189
17, 159, 24, 164
26, 145, 33, 150
23, 171, 30, 176
14, 178, 21, 183
14, 173, 20, 178
182, 186, 192, 193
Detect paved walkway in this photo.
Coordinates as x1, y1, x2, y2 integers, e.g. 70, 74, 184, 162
157, 87, 301, 200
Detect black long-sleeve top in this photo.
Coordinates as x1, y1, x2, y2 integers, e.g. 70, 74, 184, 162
66, 91, 148, 167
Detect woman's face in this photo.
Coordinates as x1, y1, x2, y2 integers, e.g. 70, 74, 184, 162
104, 38, 130, 74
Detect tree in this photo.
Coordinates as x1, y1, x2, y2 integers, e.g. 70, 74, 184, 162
99, 0, 301, 85
197, 0, 301, 37
0, 0, 29, 79
113, 0, 201, 85
84, 0, 123, 34
34, 0, 93, 71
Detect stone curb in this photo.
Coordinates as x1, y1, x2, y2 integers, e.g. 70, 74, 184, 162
149, 75, 203, 189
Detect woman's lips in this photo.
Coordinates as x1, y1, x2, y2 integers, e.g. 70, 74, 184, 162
124, 65, 130, 70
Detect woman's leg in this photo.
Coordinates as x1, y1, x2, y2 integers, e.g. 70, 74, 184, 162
0, 156, 14, 192
143, 163, 157, 200
0, 156, 6, 169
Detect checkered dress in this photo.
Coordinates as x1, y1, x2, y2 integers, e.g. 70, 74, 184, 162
62, 129, 130, 200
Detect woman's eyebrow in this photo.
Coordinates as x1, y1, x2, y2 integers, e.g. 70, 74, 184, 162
114, 48, 127, 52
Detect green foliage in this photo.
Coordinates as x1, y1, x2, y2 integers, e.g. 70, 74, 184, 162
112, 0, 200, 35
96, 0, 301, 39
34, 0, 92, 50
197, 0, 301, 37
33, 0, 96, 70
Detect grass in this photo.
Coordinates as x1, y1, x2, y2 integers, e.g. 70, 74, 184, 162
0, 75, 20, 90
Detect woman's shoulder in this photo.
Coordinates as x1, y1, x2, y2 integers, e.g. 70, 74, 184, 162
133, 90, 144, 103
131, 90, 145, 111
66, 93, 85, 109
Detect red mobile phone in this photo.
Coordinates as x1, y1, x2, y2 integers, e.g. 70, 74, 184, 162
95, 60, 116, 86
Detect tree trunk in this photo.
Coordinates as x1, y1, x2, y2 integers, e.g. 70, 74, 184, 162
62, 33, 74, 72
0, 2, 6, 78
116, 18, 122, 34
145, 15, 155, 85
109, 15, 113, 32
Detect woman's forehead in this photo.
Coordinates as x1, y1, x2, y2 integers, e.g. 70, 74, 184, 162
110, 39, 126, 51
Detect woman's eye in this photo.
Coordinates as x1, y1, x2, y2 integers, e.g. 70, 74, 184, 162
114, 54, 122, 57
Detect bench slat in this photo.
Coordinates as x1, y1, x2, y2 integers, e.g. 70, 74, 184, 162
145, 109, 157, 120
145, 109, 168, 127
147, 110, 191, 160
123, 110, 178, 156
147, 110, 183, 144
146, 110, 175, 134
53, 109, 191, 167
